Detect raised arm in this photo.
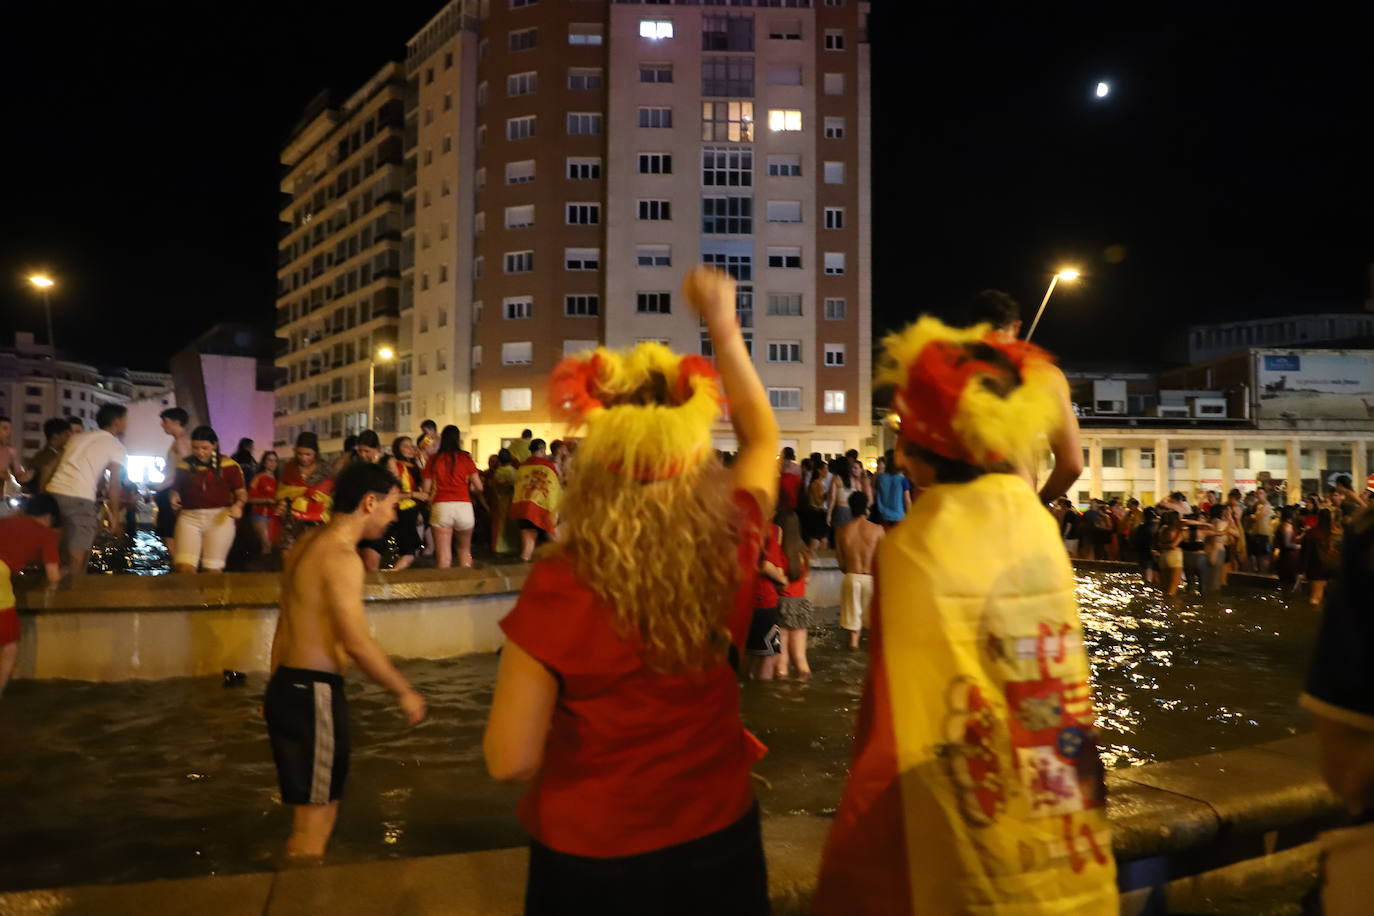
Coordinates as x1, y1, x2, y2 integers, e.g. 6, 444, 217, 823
683, 266, 779, 517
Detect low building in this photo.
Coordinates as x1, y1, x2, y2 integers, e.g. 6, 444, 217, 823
170, 324, 282, 463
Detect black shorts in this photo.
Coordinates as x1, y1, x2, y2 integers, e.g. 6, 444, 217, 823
746, 607, 781, 657
154, 488, 178, 539
265, 666, 350, 806
525, 802, 769, 916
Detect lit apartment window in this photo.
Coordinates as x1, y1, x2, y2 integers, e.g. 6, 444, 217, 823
701, 101, 754, 142
824, 73, 844, 95
564, 294, 599, 316
509, 27, 538, 51
767, 246, 802, 269
569, 23, 604, 45
506, 159, 535, 184
501, 388, 533, 411
564, 247, 600, 270
636, 244, 671, 267
769, 109, 802, 131
824, 207, 845, 229
506, 116, 536, 140
767, 293, 802, 316
824, 29, 845, 50
824, 117, 846, 139
640, 19, 674, 40
767, 200, 802, 222
766, 66, 803, 86
567, 202, 601, 224
470, 390, 482, 414
505, 204, 535, 228
768, 19, 801, 40
767, 154, 801, 176
702, 146, 753, 186
824, 161, 845, 184
637, 199, 672, 221
638, 107, 673, 128
640, 63, 673, 83
504, 250, 534, 274
767, 341, 802, 363
636, 292, 672, 314
502, 341, 533, 365
568, 67, 603, 90
824, 390, 847, 413
768, 388, 802, 410
507, 71, 537, 96
567, 112, 603, 135
503, 296, 534, 319
824, 252, 847, 275
824, 343, 846, 366
701, 195, 752, 234
563, 339, 597, 358
566, 157, 601, 179
638, 153, 673, 174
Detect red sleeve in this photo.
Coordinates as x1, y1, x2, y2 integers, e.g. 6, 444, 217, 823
39, 527, 59, 567
225, 465, 245, 490
730, 490, 765, 647
500, 557, 641, 678
422, 459, 436, 482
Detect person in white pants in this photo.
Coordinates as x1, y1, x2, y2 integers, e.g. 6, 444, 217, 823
170, 426, 247, 573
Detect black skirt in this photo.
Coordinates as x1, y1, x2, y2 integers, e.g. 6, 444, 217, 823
524, 802, 769, 916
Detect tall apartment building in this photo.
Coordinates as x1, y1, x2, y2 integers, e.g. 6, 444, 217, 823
274, 64, 407, 455
280, 0, 873, 460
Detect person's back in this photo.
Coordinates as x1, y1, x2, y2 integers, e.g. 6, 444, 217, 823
836, 491, 882, 648
873, 468, 909, 525
836, 511, 882, 576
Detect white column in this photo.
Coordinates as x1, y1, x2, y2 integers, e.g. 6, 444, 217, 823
1287, 439, 1302, 502
1352, 440, 1368, 492
1186, 443, 1203, 502
1154, 436, 1168, 504
1220, 437, 1235, 493
1088, 438, 1103, 500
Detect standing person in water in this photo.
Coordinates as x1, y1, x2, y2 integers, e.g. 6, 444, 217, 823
168, 426, 247, 573
508, 439, 561, 562
775, 509, 814, 678
247, 450, 280, 556
45, 404, 128, 576
383, 437, 424, 570
487, 448, 520, 555
814, 317, 1116, 915
421, 425, 483, 569
835, 490, 883, 649
0, 495, 62, 699
276, 432, 335, 551
265, 462, 427, 859
153, 407, 192, 555
484, 266, 779, 916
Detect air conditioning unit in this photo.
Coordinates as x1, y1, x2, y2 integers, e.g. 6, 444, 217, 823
1150, 405, 1190, 418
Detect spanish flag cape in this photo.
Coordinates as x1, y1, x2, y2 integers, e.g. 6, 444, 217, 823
508, 456, 561, 533
276, 459, 334, 524
814, 317, 1116, 915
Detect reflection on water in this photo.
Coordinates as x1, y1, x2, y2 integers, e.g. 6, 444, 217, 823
0, 571, 1316, 892
88, 529, 171, 576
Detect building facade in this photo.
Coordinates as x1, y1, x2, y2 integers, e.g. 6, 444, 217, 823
274, 64, 407, 455
1180, 312, 1374, 365
279, 0, 874, 461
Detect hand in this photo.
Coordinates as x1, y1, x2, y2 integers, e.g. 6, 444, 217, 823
170, 492, 182, 511
682, 266, 737, 326
397, 688, 427, 726
228, 504, 243, 520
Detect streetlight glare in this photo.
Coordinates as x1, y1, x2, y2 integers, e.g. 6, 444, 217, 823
28, 275, 55, 288
1095, 81, 1110, 99
376, 346, 395, 361
1057, 268, 1081, 282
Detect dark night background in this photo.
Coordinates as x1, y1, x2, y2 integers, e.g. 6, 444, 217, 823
1, 2, 1369, 372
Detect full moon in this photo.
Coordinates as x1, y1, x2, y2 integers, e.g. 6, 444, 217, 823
1095, 81, 1111, 99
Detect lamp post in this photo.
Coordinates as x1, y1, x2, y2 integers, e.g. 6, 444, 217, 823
28, 275, 56, 350
1024, 268, 1079, 343
367, 346, 396, 431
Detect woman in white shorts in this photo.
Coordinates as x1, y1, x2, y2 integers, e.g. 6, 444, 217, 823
170, 426, 247, 573
421, 425, 484, 568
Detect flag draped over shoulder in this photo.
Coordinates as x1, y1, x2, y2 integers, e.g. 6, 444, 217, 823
813, 473, 1116, 916
509, 456, 561, 533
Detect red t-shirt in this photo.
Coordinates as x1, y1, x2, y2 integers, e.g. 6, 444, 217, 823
754, 525, 786, 608
781, 555, 809, 599
778, 472, 801, 512
172, 459, 246, 510
499, 489, 766, 858
0, 516, 60, 601
423, 452, 479, 502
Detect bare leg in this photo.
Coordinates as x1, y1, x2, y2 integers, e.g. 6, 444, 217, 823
286, 801, 340, 859
752, 655, 778, 681
392, 554, 415, 570
254, 521, 273, 556
1311, 580, 1327, 607
848, 628, 860, 649
1165, 568, 1182, 596
360, 548, 382, 571
775, 628, 791, 678
790, 628, 812, 678
0, 641, 18, 698
521, 529, 538, 562
456, 527, 474, 568
434, 526, 454, 569
174, 563, 198, 574
67, 549, 88, 577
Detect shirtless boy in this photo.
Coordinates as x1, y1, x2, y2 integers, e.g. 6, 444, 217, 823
835, 490, 884, 648
155, 408, 192, 553
265, 461, 427, 859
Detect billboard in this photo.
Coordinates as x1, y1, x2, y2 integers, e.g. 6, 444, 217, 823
1255, 350, 1374, 419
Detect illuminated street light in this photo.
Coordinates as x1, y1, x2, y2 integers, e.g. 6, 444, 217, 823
1024, 268, 1080, 342
27, 274, 57, 350
368, 346, 397, 430
1095, 81, 1111, 99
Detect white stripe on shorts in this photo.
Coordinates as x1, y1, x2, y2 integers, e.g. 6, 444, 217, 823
310, 681, 335, 805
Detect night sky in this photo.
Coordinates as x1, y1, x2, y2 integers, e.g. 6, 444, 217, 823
2, 2, 1368, 373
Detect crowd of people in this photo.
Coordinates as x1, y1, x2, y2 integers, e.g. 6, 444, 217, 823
1055, 483, 1367, 603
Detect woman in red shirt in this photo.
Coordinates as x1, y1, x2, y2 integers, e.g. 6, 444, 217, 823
421, 425, 483, 568
484, 267, 779, 916
169, 426, 247, 573
775, 510, 814, 679
247, 450, 279, 556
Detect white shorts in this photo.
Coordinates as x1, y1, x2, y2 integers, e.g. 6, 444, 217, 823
431, 500, 475, 531
840, 572, 874, 631
173, 507, 237, 571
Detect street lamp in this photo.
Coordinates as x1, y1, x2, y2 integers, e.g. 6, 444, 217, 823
367, 346, 396, 431
1024, 268, 1080, 343
28, 274, 56, 351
